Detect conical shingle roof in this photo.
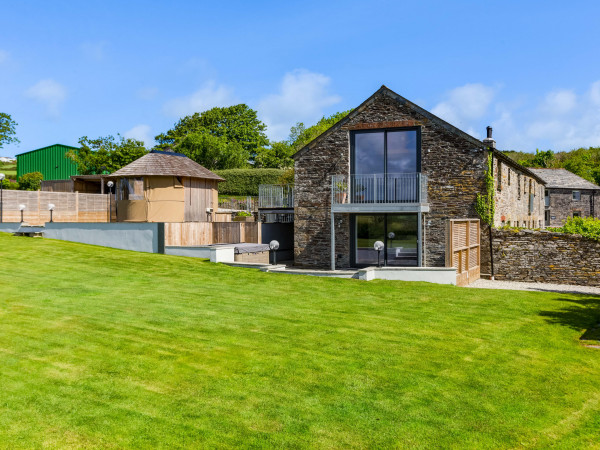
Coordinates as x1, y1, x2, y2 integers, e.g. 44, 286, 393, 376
110, 150, 224, 181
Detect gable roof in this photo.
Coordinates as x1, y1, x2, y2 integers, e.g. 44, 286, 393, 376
15, 143, 79, 157
292, 85, 545, 184
294, 85, 483, 161
528, 168, 600, 190
110, 150, 224, 181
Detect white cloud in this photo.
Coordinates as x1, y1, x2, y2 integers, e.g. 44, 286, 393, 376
431, 83, 496, 128
589, 81, 600, 106
24, 79, 67, 118
81, 41, 108, 61
427, 81, 600, 152
258, 69, 341, 141
124, 124, 154, 148
163, 81, 238, 117
540, 89, 576, 115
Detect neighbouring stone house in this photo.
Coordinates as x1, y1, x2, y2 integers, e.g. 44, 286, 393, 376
493, 149, 546, 229
293, 86, 545, 270
528, 168, 600, 227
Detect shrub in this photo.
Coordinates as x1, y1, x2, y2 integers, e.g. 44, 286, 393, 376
1, 179, 19, 190
215, 169, 286, 196
277, 168, 294, 186
18, 172, 43, 191
547, 216, 600, 240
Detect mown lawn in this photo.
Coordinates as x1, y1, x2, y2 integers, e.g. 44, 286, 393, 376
0, 233, 599, 448
0, 161, 17, 180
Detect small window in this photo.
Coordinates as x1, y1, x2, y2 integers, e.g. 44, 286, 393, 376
174, 176, 184, 188
517, 174, 521, 199
497, 160, 502, 190
508, 169, 511, 186
573, 211, 581, 218
573, 191, 581, 201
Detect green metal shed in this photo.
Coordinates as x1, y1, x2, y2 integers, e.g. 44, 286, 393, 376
16, 144, 79, 181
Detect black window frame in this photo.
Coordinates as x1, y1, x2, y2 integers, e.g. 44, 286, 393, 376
350, 127, 422, 176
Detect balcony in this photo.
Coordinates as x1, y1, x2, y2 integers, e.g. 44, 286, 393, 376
331, 173, 429, 213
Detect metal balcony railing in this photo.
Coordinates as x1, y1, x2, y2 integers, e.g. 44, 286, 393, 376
258, 184, 294, 209
332, 173, 428, 204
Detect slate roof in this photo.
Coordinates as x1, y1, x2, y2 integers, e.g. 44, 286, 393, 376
292, 85, 546, 184
528, 168, 600, 190
110, 150, 224, 181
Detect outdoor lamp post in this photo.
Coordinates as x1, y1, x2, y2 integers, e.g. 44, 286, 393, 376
269, 240, 280, 265
107, 181, 114, 223
374, 240, 384, 268
19, 204, 26, 223
48, 203, 55, 223
0, 173, 4, 223
387, 231, 395, 249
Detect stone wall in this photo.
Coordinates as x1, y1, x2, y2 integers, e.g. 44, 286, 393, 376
294, 89, 487, 268
546, 188, 598, 227
488, 228, 600, 286
493, 159, 545, 228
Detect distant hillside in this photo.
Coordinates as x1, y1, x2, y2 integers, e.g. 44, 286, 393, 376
0, 160, 17, 180
504, 146, 600, 186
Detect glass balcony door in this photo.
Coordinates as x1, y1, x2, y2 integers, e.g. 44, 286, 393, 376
352, 129, 419, 203
354, 214, 418, 267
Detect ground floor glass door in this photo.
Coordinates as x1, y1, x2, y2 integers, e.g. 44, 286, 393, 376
354, 214, 418, 267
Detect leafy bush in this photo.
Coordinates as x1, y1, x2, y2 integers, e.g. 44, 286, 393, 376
547, 216, 600, 240
215, 169, 286, 196
18, 172, 43, 191
236, 211, 252, 217
277, 168, 294, 186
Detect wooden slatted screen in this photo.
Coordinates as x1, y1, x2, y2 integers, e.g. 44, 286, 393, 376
446, 219, 480, 287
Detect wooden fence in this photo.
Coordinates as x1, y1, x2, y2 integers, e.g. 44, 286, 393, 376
164, 222, 261, 246
0, 190, 111, 225
446, 219, 480, 286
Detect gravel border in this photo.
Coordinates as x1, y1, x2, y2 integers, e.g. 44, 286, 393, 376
468, 279, 600, 296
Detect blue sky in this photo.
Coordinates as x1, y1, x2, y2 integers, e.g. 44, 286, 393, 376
1, 0, 600, 157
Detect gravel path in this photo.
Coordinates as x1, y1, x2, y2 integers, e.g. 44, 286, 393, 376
468, 278, 600, 296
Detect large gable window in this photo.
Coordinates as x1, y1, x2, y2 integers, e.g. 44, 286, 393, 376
352, 128, 419, 176
351, 128, 420, 203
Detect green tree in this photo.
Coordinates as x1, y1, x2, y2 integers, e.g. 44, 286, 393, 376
254, 141, 295, 169
0, 113, 20, 148
155, 104, 268, 160
253, 110, 353, 169
18, 172, 43, 191
530, 149, 554, 168
176, 131, 250, 170
288, 110, 353, 151
67, 135, 147, 175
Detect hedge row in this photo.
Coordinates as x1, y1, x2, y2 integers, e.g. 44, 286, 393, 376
214, 169, 286, 196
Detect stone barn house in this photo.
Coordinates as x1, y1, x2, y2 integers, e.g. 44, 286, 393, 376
529, 168, 600, 227
293, 86, 545, 270
110, 149, 224, 223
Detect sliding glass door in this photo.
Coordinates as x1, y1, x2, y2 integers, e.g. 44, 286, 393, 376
354, 214, 418, 267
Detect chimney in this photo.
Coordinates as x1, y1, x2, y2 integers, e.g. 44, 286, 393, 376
482, 125, 496, 149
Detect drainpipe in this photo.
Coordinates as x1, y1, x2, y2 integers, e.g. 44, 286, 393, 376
331, 177, 335, 271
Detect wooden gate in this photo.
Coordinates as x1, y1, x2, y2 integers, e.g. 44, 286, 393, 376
446, 219, 480, 286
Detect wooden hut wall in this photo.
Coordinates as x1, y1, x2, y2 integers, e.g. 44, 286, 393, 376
184, 178, 218, 222
145, 176, 184, 222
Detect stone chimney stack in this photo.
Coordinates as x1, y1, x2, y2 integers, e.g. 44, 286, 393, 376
483, 126, 496, 149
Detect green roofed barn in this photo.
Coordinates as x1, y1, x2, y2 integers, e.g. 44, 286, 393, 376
16, 143, 79, 181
